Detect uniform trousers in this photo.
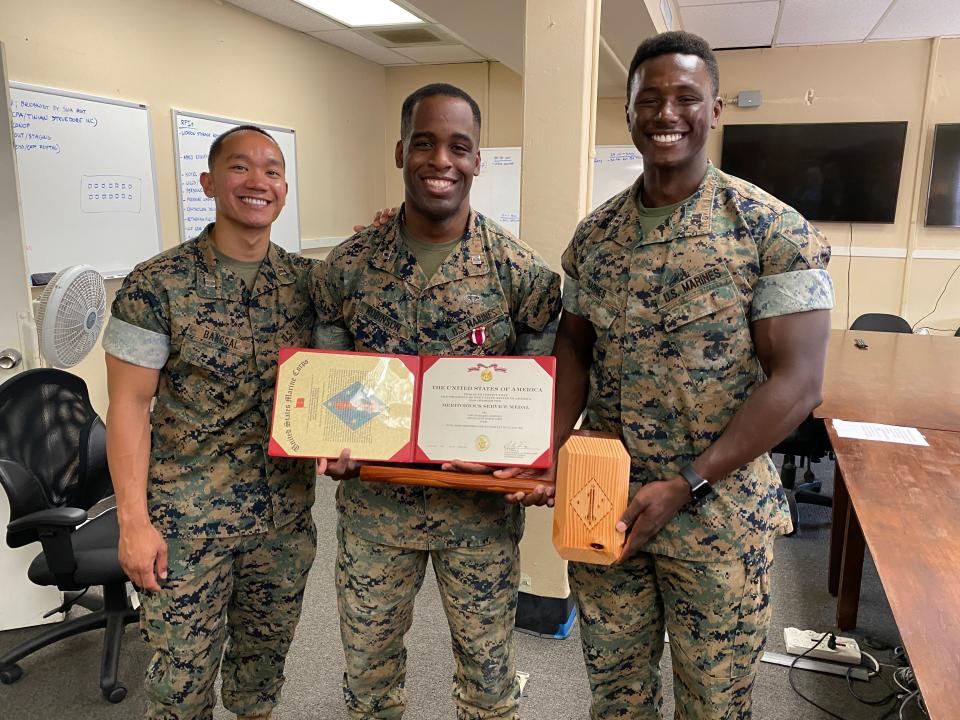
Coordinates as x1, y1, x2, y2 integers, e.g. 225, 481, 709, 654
337, 525, 521, 719
569, 543, 773, 720
139, 511, 317, 720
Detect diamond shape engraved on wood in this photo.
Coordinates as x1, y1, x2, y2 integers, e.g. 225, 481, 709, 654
570, 478, 613, 530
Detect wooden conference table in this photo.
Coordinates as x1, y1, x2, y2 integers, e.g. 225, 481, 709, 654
814, 329, 960, 720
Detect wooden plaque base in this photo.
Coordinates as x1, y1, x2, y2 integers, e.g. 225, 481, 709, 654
552, 431, 630, 565
359, 465, 552, 494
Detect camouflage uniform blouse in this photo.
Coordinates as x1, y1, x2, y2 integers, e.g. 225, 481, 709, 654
102, 225, 317, 538
313, 209, 561, 549
562, 165, 834, 561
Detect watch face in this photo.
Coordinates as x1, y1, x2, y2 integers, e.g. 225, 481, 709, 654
692, 480, 712, 501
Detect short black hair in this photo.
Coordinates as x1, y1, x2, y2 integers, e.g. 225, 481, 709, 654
207, 125, 284, 171
627, 31, 720, 99
400, 83, 482, 141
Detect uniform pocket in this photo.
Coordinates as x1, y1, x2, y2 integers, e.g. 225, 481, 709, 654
658, 277, 751, 391
576, 284, 620, 334
447, 313, 513, 355
350, 301, 413, 354
173, 335, 250, 409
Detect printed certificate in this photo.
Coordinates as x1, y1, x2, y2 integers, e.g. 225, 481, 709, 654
268, 350, 554, 467
416, 357, 554, 466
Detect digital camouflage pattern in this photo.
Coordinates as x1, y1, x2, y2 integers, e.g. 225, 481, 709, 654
337, 526, 520, 720
314, 208, 559, 719
563, 164, 833, 718
313, 208, 562, 549
563, 164, 834, 561
568, 544, 773, 719
140, 511, 317, 719
105, 225, 318, 538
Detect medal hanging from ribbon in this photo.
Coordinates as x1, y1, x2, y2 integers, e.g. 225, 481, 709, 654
470, 326, 486, 346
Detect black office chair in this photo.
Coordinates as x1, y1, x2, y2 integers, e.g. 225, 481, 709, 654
0, 369, 138, 703
773, 416, 833, 532
849, 312, 913, 333
954, 327, 960, 337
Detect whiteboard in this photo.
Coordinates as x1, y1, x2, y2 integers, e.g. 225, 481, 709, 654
173, 110, 301, 253
469, 146, 643, 237
9, 83, 161, 279
592, 145, 643, 210
472, 147, 520, 236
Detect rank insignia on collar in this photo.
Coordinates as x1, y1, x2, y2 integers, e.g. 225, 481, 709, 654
470, 326, 486, 345
471, 254, 483, 266
467, 294, 482, 304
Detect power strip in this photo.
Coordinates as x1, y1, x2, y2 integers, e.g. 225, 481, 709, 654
784, 627, 861, 665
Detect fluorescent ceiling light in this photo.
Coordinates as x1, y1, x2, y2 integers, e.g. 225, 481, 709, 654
295, 0, 423, 27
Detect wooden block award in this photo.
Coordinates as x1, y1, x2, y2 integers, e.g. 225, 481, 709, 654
552, 431, 631, 565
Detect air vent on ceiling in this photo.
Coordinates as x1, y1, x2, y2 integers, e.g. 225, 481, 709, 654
372, 27, 443, 45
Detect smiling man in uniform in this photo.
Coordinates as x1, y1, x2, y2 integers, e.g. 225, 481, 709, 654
516, 31, 834, 719
104, 126, 320, 720
312, 83, 560, 719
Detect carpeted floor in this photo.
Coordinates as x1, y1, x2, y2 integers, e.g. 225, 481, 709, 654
0, 457, 929, 719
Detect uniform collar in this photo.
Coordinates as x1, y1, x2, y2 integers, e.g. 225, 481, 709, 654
603, 163, 717, 248
195, 223, 296, 300
369, 205, 490, 289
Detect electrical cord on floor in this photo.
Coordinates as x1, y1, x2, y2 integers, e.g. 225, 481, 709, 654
788, 633, 930, 719
788, 631, 853, 720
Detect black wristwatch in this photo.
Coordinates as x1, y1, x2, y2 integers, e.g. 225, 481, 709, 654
679, 465, 713, 504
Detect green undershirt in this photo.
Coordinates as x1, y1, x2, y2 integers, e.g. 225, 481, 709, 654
400, 222, 461, 281
634, 169, 707, 238
212, 243, 262, 290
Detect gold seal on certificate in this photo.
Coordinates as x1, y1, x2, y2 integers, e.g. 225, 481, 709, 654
269, 350, 555, 468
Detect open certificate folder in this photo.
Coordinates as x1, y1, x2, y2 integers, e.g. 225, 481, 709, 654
268, 349, 555, 468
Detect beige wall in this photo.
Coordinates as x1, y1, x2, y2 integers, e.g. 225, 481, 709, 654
2, 0, 387, 411
712, 39, 960, 333
387, 40, 960, 333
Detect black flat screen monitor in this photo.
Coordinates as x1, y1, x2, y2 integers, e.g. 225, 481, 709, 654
925, 124, 960, 227
720, 122, 908, 223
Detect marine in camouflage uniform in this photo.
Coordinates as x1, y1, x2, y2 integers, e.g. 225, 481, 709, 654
104, 127, 317, 720
551, 33, 834, 719
314, 206, 560, 719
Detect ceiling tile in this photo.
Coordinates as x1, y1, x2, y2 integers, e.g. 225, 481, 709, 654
777, 0, 892, 45
680, 1, 780, 48
308, 29, 416, 64
226, 0, 344, 32
393, 45, 484, 64
870, 0, 960, 40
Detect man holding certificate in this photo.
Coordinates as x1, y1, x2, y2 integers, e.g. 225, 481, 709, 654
311, 84, 561, 719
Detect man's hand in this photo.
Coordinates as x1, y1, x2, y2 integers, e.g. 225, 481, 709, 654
316, 457, 329, 476
325, 448, 362, 481
615, 476, 690, 562
119, 520, 168, 593
352, 207, 399, 233
439, 461, 557, 507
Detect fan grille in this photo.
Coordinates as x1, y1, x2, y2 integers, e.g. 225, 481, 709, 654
36, 266, 107, 368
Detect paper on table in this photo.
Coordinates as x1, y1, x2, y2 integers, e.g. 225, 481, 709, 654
832, 420, 929, 446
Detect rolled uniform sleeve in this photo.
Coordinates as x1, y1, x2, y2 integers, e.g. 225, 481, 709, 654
102, 268, 171, 369
752, 210, 835, 321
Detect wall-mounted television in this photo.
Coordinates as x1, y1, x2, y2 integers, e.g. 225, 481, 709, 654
925, 124, 960, 227
720, 122, 908, 223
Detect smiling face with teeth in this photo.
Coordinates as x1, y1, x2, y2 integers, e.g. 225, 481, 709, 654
626, 53, 723, 202
396, 94, 480, 240
200, 129, 287, 238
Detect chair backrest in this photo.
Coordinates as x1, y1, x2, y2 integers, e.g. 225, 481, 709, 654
0, 369, 113, 523
849, 313, 913, 334
955, 327, 960, 337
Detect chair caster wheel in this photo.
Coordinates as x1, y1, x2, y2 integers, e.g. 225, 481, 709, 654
103, 683, 127, 703
0, 664, 23, 684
